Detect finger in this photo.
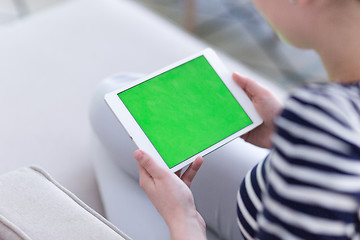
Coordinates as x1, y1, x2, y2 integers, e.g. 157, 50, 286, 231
232, 72, 266, 100
175, 169, 182, 178
181, 157, 204, 188
137, 162, 154, 191
240, 132, 250, 142
134, 150, 166, 179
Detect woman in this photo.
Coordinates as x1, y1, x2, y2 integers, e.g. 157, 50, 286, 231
134, 0, 360, 239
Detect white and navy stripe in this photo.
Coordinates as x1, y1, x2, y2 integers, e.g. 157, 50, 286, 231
237, 83, 360, 240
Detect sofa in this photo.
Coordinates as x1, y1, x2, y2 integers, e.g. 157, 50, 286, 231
0, 0, 284, 239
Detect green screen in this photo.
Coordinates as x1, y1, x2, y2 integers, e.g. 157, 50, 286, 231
118, 56, 253, 168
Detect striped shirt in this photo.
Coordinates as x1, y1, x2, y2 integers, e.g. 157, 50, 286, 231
237, 83, 360, 240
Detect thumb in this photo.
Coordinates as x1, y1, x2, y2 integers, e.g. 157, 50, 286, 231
232, 72, 266, 100
134, 150, 166, 178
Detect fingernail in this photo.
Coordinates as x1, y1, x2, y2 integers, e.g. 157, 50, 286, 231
134, 150, 143, 160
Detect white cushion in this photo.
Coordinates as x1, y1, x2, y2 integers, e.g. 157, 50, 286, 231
0, 167, 130, 240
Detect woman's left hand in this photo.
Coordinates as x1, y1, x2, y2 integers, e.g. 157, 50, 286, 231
134, 150, 207, 240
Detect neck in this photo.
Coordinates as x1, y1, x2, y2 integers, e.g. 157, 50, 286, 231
317, 42, 360, 85
314, 5, 360, 85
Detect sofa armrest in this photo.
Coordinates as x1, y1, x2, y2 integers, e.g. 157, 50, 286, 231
0, 167, 130, 240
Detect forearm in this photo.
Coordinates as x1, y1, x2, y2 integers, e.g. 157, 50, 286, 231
168, 212, 207, 240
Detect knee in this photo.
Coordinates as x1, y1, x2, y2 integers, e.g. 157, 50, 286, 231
89, 72, 144, 177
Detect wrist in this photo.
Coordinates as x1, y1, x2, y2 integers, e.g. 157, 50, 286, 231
168, 211, 206, 240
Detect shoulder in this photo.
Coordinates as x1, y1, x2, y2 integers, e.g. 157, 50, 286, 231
274, 83, 360, 152
282, 83, 359, 128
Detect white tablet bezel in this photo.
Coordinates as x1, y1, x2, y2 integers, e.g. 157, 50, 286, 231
105, 48, 262, 172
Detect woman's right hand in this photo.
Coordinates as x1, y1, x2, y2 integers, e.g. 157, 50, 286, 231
233, 72, 283, 149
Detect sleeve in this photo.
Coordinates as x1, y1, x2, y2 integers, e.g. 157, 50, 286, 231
256, 85, 360, 240
237, 154, 270, 240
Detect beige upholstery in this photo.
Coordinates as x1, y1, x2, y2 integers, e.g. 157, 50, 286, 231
0, 167, 130, 240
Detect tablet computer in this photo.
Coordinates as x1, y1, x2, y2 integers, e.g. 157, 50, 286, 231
105, 49, 262, 172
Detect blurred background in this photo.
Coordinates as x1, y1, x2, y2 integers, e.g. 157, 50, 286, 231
0, 0, 327, 91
